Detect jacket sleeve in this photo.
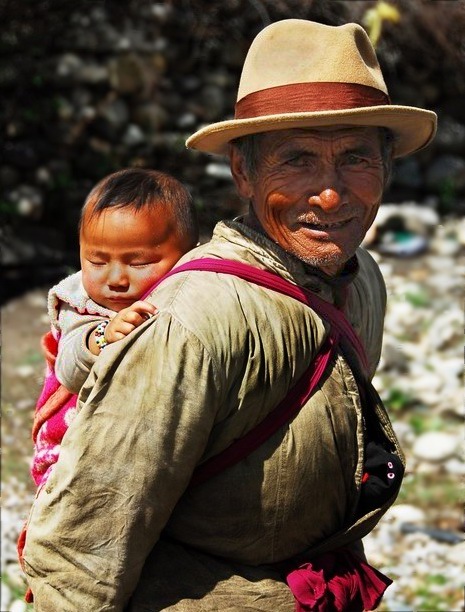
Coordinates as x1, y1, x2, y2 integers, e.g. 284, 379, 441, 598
22, 312, 224, 611
54, 303, 103, 393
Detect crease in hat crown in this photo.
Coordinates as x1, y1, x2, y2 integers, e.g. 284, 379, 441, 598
186, 19, 437, 158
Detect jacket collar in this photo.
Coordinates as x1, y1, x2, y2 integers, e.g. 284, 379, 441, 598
212, 219, 359, 302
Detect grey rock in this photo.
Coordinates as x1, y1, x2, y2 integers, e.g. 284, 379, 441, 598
56, 97, 74, 121
122, 124, 146, 147
0, 63, 19, 86
177, 113, 197, 129
412, 432, 460, 462
109, 53, 147, 95
100, 99, 129, 129
378, 339, 409, 371
435, 115, 465, 155
426, 155, 465, 192
90, 6, 106, 23
133, 103, 168, 132
56, 53, 83, 78
9, 185, 43, 219
0, 165, 20, 187
182, 76, 202, 92
200, 84, 226, 121
394, 157, 423, 189
150, 3, 173, 20
78, 62, 109, 84
35, 167, 52, 184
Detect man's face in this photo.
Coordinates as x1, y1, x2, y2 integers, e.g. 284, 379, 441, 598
231, 127, 386, 275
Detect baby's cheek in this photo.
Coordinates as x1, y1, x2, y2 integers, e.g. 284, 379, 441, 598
82, 270, 104, 300
135, 268, 162, 293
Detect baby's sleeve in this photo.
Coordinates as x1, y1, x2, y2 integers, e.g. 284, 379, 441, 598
54, 303, 106, 394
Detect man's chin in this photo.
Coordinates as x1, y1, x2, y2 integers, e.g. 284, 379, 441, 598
292, 246, 354, 276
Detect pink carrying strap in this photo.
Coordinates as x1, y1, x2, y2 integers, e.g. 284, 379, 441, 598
143, 258, 368, 372
190, 330, 337, 487
143, 258, 369, 486
141, 257, 368, 370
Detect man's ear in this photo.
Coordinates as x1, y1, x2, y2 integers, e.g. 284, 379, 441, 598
229, 146, 254, 200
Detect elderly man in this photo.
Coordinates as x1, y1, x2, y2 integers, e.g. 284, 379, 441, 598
23, 19, 436, 611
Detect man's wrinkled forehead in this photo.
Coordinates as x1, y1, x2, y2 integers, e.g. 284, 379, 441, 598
257, 126, 383, 153
263, 125, 381, 141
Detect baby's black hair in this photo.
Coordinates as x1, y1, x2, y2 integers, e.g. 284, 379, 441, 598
79, 168, 198, 248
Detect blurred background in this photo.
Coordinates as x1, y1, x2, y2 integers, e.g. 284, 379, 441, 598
1, 0, 464, 610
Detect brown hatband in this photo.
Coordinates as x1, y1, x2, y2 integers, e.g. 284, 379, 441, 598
235, 82, 391, 119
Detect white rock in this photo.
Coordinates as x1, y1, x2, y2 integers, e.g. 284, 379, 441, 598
15, 365, 35, 378
375, 203, 439, 233
78, 63, 109, 84
122, 124, 146, 147
412, 431, 460, 462
426, 271, 461, 293
1, 582, 12, 609
432, 236, 461, 256
445, 542, 465, 566
205, 163, 232, 180
10, 600, 28, 612
408, 371, 443, 395
456, 218, 465, 246
384, 503, 426, 526
392, 421, 416, 446
444, 457, 465, 475
379, 339, 409, 370
428, 255, 462, 273
423, 308, 461, 350
56, 53, 83, 77
25, 291, 47, 309
177, 112, 196, 129
414, 460, 444, 474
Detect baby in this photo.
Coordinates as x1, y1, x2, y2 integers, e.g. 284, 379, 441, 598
31, 167, 199, 488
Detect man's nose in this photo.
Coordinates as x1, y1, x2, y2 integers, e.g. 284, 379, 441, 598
107, 264, 129, 289
308, 187, 343, 211
307, 166, 345, 212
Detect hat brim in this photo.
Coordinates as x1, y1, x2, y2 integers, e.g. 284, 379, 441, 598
186, 105, 437, 158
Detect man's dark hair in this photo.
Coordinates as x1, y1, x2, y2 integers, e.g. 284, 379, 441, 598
79, 168, 199, 248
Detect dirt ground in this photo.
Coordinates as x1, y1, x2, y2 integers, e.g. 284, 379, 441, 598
2, 288, 51, 491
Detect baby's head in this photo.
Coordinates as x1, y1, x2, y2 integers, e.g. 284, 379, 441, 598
79, 168, 198, 311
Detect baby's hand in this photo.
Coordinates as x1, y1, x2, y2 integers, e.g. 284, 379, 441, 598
106, 301, 157, 343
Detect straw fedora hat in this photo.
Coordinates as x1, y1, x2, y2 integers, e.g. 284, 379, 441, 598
186, 19, 437, 158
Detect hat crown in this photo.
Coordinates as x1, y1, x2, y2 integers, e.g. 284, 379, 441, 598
237, 20, 388, 102
186, 19, 437, 158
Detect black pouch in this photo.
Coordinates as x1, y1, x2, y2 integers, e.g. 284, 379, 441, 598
357, 440, 404, 516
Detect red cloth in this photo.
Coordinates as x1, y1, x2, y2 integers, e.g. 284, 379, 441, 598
286, 548, 392, 611
30, 330, 78, 487
18, 330, 78, 603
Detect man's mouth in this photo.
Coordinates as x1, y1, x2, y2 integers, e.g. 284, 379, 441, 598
300, 219, 352, 230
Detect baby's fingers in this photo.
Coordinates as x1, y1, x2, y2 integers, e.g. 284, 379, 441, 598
128, 300, 158, 319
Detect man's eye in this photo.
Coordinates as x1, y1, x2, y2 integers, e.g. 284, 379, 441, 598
345, 154, 365, 166
286, 154, 314, 167
89, 261, 105, 266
